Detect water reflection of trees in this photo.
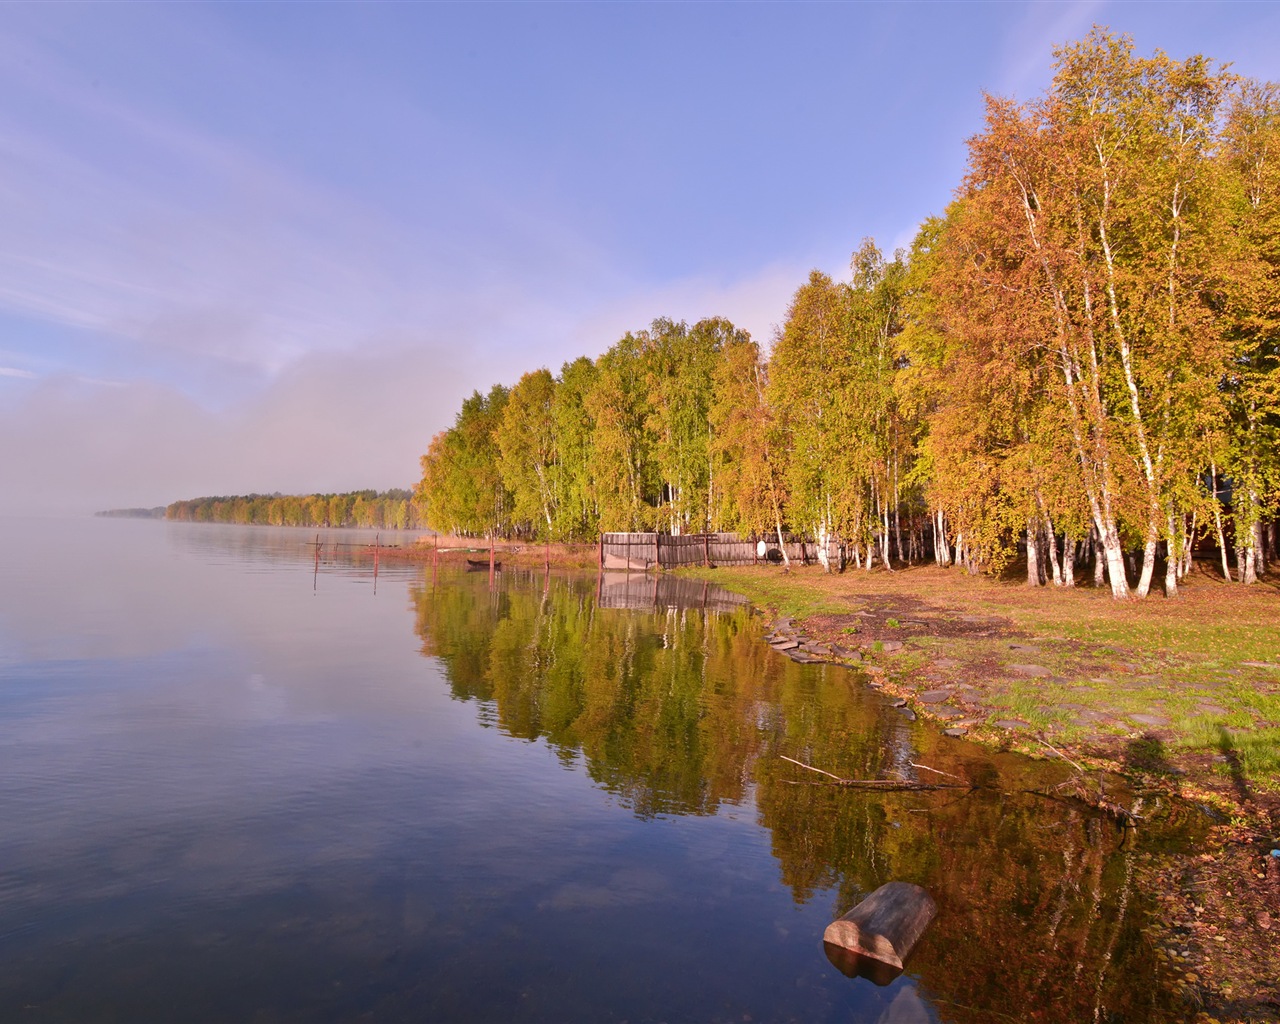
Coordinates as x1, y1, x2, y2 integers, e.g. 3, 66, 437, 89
412, 571, 1188, 1022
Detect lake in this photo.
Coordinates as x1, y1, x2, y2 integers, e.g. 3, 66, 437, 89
0, 518, 1197, 1022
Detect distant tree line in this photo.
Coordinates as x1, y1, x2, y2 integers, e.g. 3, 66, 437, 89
95, 507, 166, 519
166, 490, 427, 530
417, 30, 1279, 598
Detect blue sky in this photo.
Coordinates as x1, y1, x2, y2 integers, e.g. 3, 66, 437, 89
2, 1, 1279, 514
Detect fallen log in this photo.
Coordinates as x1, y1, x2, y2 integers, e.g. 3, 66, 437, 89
823, 882, 937, 982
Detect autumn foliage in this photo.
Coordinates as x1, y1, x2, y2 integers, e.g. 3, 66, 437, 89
418, 29, 1279, 598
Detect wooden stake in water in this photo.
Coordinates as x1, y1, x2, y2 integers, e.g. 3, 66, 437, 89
373, 532, 380, 595
313, 533, 320, 592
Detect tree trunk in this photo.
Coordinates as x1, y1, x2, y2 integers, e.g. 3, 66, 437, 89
1026, 518, 1041, 587
1135, 525, 1158, 598
1043, 513, 1063, 586
1164, 512, 1179, 598
1211, 463, 1231, 581
1062, 537, 1076, 588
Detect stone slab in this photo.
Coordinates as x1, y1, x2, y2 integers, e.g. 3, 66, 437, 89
1009, 664, 1052, 678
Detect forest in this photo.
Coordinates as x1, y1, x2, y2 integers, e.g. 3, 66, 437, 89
417, 30, 1280, 599
165, 489, 426, 530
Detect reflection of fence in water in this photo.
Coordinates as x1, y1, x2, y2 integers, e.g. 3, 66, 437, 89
597, 573, 749, 613
600, 531, 833, 569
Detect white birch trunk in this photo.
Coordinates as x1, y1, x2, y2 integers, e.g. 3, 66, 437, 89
1026, 518, 1041, 587
1210, 463, 1231, 581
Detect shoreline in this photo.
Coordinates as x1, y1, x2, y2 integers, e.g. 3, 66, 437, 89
676, 560, 1280, 1022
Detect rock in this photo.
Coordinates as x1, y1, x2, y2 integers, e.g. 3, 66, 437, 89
1196, 704, 1229, 715
992, 719, 1031, 730
878, 640, 905, 653
1009, 643, 1041, 653
934, 708, 964, 721
932, 657, 961, 669
800, 642, 831, 656
770, 639, 800, 651
829, 644, 861, 661
1129, 713, 1169, 727
1258, 911, 1272, 931
889, 698, 907, 708
918, 689, 952, 704
897, 707, 917, 722
1009, 663, 1051, 677
943, 727, 968, 738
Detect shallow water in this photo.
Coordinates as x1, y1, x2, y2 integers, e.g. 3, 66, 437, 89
0, 519, 1198, 1022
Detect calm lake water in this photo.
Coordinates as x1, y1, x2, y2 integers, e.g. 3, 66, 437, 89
0, 518, 1199, 1022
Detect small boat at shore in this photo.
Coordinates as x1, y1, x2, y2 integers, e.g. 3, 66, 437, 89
465, 558, 501, 571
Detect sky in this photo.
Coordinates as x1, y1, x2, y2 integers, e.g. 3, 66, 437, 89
2, 2, 1279, 516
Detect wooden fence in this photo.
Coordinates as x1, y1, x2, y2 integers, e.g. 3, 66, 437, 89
599, 532, 836, 570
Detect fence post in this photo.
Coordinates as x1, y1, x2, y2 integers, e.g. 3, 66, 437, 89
704, 532, 710, 567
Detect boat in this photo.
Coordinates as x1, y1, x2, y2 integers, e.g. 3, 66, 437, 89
466, 558, 501, 571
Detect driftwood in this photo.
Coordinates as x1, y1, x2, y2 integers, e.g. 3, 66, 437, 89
823, 882, 937, 984
780, 755, 969, 791
781, 756, 1144, 821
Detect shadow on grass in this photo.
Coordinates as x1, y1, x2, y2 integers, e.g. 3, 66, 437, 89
1214, 724, 1252, 804
1122, 733, 1187, 786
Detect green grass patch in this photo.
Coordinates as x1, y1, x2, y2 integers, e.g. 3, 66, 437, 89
1176, 723, 1280, 784
681, 567, 849, 620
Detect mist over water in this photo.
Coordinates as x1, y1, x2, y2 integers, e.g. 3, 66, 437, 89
0, 519, 1194, 1022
